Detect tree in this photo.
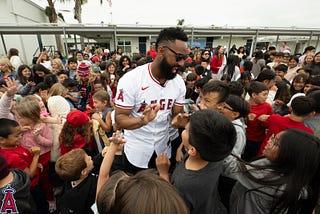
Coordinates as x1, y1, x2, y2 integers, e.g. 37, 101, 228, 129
45, 0, 64, 53
177, 19, 185, 26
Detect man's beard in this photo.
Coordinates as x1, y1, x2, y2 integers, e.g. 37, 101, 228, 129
159, 56, 178, 80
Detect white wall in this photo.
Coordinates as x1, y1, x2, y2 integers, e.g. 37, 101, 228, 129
0, 0, 56, 66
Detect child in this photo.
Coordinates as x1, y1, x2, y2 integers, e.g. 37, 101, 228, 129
0, 153, 36, 213
15, 96, 55, 211
95, 132, 188, 214
92, 90, 114, 153
257, 96, 314, 155
221, 95, 250, 157
218, 95, 250, 210
255, 69, 277, 105
0, 118, 48, 213
59, 110, 91, 156
272, 80, 291, 116
305, 89, 320, 138
242, 81, 273, 161
17, 64, 36, 96
76, 62, 92, 111
156, 109, 236, 214
274, 64, 290, 84
55, 148, 101, 213
63, 78, 80, 110
224, 129, 320, 214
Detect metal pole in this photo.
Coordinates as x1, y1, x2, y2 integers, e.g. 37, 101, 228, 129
250, 30, 259, 57
113, 25, 117, 51
74, 34, 77, 50
1, 34, 7, 55
308, 31, 313, 46
37, 34, 43, 52
63, 27, 68, 57
191, 27, 194, 47
315, 36, 320, 51
275, 35, 280, 47
228, 34, 232, 56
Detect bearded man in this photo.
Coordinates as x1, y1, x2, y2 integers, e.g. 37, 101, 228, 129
114, 27, 189, 173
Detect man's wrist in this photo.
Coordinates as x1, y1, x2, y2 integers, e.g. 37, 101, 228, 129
139, 116, 147, 126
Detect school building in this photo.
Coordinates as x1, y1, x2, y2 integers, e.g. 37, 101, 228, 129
1, 0, 320, 64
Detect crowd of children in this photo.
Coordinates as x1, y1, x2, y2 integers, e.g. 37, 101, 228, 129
0, 32, 320, 214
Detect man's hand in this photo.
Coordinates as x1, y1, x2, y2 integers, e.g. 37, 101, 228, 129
140, 103, 160, 125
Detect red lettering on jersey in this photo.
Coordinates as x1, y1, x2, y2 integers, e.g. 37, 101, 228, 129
150, 100, 157, 110
167, 99, 173, 110
137, 102, 147, 113
159, 99, 165, 110
117, 89, 124, 102
1, 184, 18, 213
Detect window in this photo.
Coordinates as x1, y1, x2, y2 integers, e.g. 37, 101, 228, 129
117, 40, 131, 53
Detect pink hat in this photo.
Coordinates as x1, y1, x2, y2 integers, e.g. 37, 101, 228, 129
78, 62, 90, 77
66, 110, 90, 127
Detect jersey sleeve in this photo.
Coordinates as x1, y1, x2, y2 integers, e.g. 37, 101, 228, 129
174, 76, 186, 106
115, 73, 137, 109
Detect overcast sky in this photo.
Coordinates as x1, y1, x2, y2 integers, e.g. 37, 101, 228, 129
32, 0, 319, 28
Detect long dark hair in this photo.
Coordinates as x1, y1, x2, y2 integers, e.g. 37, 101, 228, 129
17, 64, 33, 85
238, 129, 320, 213
221, 55, 239, 82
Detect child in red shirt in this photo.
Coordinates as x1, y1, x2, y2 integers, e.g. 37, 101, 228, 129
257, 96, 314, 155
243, 81, 273, 161
0, 118, 48, 213
59, 110, 91, 156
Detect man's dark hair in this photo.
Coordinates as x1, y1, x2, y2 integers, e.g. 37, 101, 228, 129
155, 27, 188, 50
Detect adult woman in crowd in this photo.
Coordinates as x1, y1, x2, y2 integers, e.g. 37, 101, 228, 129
224, 128, 320, 214
51, 58, 65, 75
116, 55, 132, 78
210, 45, 225, 76
54, 50, 66, 66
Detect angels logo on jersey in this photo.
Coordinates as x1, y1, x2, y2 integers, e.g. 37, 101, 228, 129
117, 89, 124, 102
1, 184, 18, 214
137, 101, 148, 113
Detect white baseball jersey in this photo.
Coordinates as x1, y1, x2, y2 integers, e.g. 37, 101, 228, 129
115, 63, 186, 168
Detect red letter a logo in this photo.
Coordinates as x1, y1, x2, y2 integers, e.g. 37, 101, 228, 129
1, 184, 18, 213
